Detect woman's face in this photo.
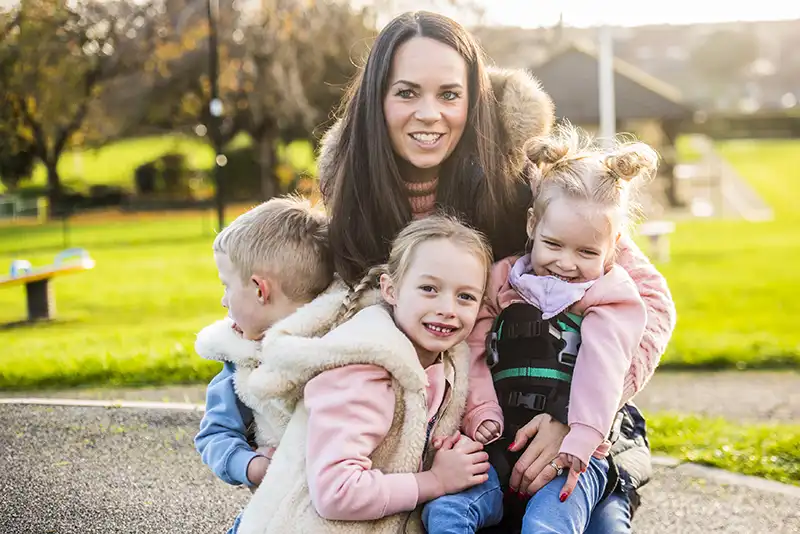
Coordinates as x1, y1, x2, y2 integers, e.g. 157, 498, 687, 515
383, 36, 469, 180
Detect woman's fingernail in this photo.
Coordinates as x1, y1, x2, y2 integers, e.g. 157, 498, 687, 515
507, 441, 516, 451
516, 492, 526, 501
559, 492, 568, 502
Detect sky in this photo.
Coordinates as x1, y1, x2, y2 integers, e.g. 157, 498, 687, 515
363, 0, 800, 28
1, 0, 797, 28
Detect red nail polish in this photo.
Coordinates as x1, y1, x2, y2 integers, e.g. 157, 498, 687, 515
507, 441, 516, 451
559, 492, 568, 502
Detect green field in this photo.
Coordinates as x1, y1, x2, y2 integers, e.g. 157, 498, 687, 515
1, 133, 317, 195
647, 412, 800, 486
658, 139, 800, 369
0, 138, 799, 390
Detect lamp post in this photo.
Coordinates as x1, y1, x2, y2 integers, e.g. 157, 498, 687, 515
207, 0, 225, 231
597, 23, 616, 147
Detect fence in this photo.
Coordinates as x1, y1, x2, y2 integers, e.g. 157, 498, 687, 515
0, 196, 47, 223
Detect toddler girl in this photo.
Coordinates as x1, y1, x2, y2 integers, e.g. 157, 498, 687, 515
423, 124, 656, 534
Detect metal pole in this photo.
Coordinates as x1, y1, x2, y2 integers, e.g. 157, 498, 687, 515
207, 0, 224, 231
597, 24, 616, 147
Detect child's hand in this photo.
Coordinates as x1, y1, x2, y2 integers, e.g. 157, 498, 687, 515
429, 435, 490, 495
553, 452, 585, 502
246, 455, 271, 487
431, 431, 462, 451
474, 420, 502, 444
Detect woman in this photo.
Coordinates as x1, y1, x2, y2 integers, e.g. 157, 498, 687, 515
317, 10, 674, 532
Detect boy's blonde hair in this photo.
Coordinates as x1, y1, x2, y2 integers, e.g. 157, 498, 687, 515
338, 213, 494, 323
525, 123, 659, 237
213, 194, 333, 302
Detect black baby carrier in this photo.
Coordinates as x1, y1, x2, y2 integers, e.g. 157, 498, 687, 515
483, 302, 621, 532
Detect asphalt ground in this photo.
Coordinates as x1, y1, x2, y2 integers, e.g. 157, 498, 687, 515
1, 403, 798, 534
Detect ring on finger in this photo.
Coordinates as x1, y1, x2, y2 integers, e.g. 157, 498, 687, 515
548, 461, 564, 477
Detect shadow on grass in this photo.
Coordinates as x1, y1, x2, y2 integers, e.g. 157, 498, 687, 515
2, 233, 213, 257
658, 354, 800, 372
0, 318, 82, 332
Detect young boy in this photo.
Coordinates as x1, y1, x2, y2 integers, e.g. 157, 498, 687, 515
193, 195, 333, 531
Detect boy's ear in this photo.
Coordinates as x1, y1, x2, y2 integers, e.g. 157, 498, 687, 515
379, 273, 397, 306
252, 275, 271, 305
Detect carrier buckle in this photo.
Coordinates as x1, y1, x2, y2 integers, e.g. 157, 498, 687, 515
557, 331, 580, 367
607, 410, 624, 444
487, 332, 500, 368
508, 391, 547, 411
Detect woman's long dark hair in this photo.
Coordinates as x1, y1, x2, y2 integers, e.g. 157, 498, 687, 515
323, 10, 529, 285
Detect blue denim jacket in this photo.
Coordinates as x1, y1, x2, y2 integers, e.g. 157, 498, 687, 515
195, 362, 258, 487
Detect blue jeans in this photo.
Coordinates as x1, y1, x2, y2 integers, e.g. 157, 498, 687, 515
226, 512, 242, 534
424, 457, 612, 534
520, 456, 609, 534
585, 492, 632, 534
423, 465, 505, 533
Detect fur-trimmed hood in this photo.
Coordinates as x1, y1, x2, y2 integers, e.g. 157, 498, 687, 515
195, 317, 260, 368
316, 67, 555, 189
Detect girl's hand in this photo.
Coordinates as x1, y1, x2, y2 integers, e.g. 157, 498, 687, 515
474, 420, 502, 444
430, 435, 490, 495
431, 431, 461, 451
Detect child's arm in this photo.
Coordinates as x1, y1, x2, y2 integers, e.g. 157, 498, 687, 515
461, 259, 510, 442
194, 362, 262, 487
558, 268, 648, 468
305, 365, 420, 521
615, 235, 677, 399
305, 365, 488, 521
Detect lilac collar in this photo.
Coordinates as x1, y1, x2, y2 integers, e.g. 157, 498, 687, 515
507, 256, 596, 319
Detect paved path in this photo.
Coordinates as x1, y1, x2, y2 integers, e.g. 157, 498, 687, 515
7, 370, 799, 422
1, 403, 798, 534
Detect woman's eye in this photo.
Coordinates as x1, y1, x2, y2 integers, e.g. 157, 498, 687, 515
441, 90, 460, 101
396, 89, 415, 99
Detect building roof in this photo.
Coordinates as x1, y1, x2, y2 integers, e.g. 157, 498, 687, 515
530, 40, 693, 123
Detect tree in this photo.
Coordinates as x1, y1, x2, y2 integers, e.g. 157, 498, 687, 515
239, 0, 373, 199
4, 0, 156, 215
0, 9, 36, 191
141, 0, 372, 200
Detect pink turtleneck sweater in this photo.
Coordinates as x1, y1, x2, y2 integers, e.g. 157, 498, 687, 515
404, 177, 438, 219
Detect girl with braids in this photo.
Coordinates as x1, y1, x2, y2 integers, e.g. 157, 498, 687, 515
423, 124, 658, 534
234, 215, 502, 534
316, 10, 675, 532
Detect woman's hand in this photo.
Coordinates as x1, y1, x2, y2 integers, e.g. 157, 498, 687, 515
507, 413, 576, 496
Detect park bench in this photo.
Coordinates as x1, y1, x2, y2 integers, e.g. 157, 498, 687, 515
0, 248, 95, 322
638, 220, 676, 263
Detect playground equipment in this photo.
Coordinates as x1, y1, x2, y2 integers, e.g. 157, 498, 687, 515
0, 248, 95, 322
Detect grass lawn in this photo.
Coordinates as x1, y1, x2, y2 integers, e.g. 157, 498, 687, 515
0, 138, 799, 390
656, 139, 800, 369
646, 412, 800, 486
0, 210, 235, 390
0, 133, 317, 195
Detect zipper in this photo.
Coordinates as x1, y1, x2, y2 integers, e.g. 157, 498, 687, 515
420, 414, 438, 465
